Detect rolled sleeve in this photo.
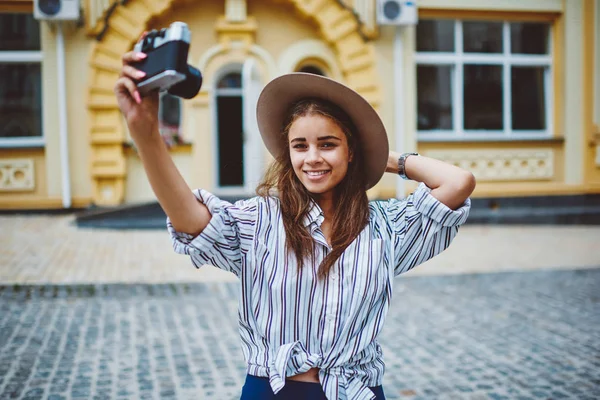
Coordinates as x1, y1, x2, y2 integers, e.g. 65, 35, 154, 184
387, 183, 471, 276
412, 183, 470, 227
167, 189, 257, 276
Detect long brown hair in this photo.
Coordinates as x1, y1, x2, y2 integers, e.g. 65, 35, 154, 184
256, 98, 370, 278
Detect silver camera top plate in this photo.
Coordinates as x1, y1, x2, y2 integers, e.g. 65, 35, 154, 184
133, 22, 191, 53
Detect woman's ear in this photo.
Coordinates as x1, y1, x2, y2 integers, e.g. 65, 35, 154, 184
348, 149, 354, 163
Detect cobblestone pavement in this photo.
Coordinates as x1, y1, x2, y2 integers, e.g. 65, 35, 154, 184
1, 215, 599, 284
0, 269, 599, 400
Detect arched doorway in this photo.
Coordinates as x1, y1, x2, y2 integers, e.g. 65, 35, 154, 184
211, 59, 264, 196
213, 68, 244, 191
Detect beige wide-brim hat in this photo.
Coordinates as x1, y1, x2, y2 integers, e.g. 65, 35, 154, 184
256, 73, 389, 190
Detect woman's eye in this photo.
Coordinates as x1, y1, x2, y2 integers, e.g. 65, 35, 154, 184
292, 144, 306, 149
321, 142, 336, 148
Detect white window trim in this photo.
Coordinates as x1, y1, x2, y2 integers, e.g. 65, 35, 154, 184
0, 45, 44, 147
416, 19, 553, 141
213, 86, 245, 195
211, 66, 248, 196
215, 87, 243, 97
158, 92, 183, 137
0, 51, 43, 63
0, 136, 45, 147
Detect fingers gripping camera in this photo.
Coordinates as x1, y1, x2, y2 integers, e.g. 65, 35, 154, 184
133, 22, 203, 99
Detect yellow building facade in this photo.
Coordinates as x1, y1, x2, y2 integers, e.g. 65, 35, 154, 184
0, 0, 599, 210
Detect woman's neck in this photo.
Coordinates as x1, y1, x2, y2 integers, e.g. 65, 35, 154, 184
314, 192, 335, 221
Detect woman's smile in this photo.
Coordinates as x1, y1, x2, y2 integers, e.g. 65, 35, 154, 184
304, 170, 331, 180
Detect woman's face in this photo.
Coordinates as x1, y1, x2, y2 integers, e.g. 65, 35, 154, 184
288, 113, 352, 197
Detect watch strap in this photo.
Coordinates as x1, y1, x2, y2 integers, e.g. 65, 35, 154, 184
397, 152, 419, 180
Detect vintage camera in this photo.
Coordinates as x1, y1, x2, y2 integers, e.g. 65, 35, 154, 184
132, 22, 202, 99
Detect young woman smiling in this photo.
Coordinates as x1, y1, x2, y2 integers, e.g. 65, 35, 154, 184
115, 49, 475, 400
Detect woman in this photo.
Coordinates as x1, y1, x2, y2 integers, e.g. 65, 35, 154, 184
115, 51, 475, 400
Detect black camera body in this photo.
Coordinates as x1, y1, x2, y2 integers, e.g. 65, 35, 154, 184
132, 22, 202, 99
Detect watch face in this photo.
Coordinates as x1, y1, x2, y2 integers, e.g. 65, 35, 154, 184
39, 0, 61, 16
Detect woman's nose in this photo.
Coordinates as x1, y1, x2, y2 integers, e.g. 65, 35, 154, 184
305, 147, 321, 163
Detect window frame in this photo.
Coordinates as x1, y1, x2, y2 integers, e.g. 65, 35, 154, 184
0, 12, 44, 148
211, 66, 247, 196
415, 18, 554, 142
158, 91, 185, 146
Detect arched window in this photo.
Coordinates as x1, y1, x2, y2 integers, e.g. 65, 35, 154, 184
295, 58, 330, 77
298, 65, 326, 76
158, 92, 183, 147
215, 71, 244, 187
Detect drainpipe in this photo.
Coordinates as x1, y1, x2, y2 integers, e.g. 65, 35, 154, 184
394, 26, 405, 198
56, 22, 71, 208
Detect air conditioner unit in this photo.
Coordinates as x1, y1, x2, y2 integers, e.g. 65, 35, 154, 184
377, 0, 418, 26
34, 0, 80, 21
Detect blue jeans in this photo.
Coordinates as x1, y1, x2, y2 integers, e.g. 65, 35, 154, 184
240, 375, 386, 399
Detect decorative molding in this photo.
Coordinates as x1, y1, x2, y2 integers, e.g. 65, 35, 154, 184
225, 0, 246, 22
594, 124, 600, 166
277, 39, 342, 79
0, 0, 33, 13
423, 149, 555, 181
0, 159, 35, 191
350, 0, 378, 39
0, 196, 92, 210
417, 0, 563, 14
87, 0, 380, 205
86, 0, 131, 39
215, 16, 257, 47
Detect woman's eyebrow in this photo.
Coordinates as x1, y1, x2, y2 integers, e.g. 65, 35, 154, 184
290, 136, 342, 143
318, 136, 341, 141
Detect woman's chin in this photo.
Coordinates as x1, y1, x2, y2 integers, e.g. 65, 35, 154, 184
302, 181, 337, 196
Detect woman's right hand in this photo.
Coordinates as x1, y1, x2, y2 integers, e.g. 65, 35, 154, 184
114, 50, 160, 141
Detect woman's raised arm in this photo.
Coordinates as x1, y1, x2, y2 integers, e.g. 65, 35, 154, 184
386, 151, 476, 210
114, 50, 210, 235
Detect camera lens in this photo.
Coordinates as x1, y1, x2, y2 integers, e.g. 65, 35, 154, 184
168, 66, 203, 99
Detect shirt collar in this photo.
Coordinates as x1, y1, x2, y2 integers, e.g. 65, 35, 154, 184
302, 199, 325, 227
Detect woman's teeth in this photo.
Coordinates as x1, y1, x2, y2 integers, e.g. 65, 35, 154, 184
306, 171, 328, 176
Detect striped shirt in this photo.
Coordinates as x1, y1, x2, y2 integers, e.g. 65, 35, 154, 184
168, 183, 470, 400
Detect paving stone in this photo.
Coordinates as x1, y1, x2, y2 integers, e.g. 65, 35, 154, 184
0, 269, 599, 398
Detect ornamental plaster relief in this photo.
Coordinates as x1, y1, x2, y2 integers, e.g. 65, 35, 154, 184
0, 159, 35, 191
278, 39, 342, 79
423, 149, 555, 181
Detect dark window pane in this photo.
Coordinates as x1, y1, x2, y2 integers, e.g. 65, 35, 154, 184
0, 14, 40, 51
463, 21, 503, 53
217, 72, 242, 89
463, 65, 503, 130
159, 93, 182, 145
159, 93, 181, 127
417, 65, 453, 130
416, 20, 454, 52
217, 96, 244, 186
510, 22, 550, 54
0, 64, 42, 138
512, 67, 546, 130
298, 65, 325, 76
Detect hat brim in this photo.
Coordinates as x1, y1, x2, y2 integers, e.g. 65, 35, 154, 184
256, 73, 389, 190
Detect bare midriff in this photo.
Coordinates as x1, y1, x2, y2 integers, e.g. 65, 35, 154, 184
287, 367, 320, 383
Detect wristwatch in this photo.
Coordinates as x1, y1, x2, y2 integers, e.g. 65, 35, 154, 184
397, 152, 419, 180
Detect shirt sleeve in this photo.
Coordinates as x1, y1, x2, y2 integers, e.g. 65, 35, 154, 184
385, 182, 471, 276
166, 189, 258, 277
